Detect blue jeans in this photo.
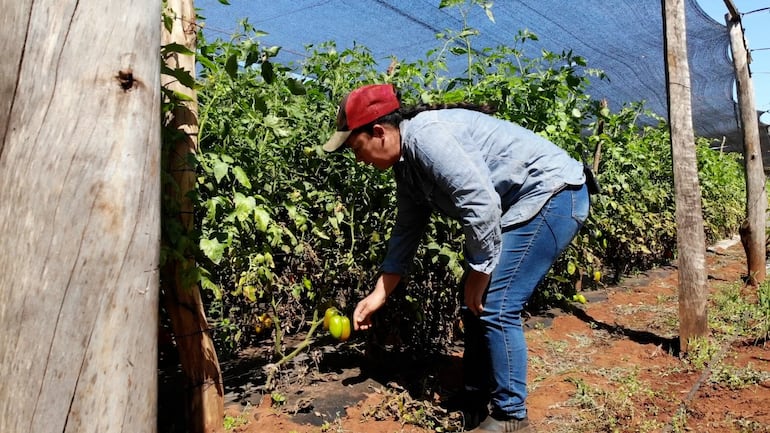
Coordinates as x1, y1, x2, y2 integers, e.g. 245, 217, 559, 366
462, 183, 590, 419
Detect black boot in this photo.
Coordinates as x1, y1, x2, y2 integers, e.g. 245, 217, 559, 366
469, 415, 534, 432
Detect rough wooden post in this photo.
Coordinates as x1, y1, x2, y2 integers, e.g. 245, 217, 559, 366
662, 0, 709, 352
724, 0, 767, 285
161, 1, 225, 432
0, 1, 160, 432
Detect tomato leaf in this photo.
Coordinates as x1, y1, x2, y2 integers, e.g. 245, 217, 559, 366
254, 207, 271, 232
225, 54, 238, 79
213, 160, 229, 183
261, 60, 274, 83
200, 238, 225, 264
232, 166, 252, 188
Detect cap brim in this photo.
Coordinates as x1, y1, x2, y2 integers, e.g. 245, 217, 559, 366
322, 130, 351, 152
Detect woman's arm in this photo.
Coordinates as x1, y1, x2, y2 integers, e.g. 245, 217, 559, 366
464, 269, 491, 315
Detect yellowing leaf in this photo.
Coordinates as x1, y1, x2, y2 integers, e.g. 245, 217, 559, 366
200, 238, 225, 264
232, 166, 252, 188
254, 207, 271, 232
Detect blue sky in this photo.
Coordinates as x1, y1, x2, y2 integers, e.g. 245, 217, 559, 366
700, 1, 769, 123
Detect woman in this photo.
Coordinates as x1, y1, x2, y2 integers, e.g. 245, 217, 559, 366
323, 83, 590, 433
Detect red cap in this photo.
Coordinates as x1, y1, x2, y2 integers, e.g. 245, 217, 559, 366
323, 84, 400, 152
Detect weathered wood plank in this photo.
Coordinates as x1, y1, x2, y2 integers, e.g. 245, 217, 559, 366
0, 2, 32, 154
161, 0, 225, 432
662, 0, 709, 352
0, 1, 161, 432
725, 7, 767, 285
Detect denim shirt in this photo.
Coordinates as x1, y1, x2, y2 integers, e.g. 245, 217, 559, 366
380, 109, 585, 276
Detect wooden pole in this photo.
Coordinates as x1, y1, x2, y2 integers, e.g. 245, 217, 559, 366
662, 0, 709, 352
0, 1, 160, 432
161, 1, 225, 432
724, 0, 767, 285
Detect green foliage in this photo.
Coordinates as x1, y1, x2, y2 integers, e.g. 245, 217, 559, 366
192, 2, 747, 360
710, 281, 770, 342
584, 109, 679, 280
223, 411, 248, 431
683, 337, 719, 371
697, 141, 746, 242
760, 282, 770, 340
710, 363, 770, 390
195, 21, 398, 356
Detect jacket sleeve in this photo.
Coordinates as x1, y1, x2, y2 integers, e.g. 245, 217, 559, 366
380, 182, 432, 276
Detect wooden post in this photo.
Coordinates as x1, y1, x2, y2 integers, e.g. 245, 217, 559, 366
662, 0, 709, 352
592, 99, 608, 172
161, 1, 225, 432
0, 1, 160, 432
724, 0, 767, 285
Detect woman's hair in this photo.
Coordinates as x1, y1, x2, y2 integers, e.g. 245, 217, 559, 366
353, 100, 496, 135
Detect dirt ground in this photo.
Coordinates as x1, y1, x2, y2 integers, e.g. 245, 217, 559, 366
216, 238, 770, 433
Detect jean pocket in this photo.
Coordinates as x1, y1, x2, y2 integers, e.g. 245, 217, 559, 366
571, 185, 590, 223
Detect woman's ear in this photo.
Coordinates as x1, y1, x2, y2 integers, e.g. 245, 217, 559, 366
371, 124, 387, 138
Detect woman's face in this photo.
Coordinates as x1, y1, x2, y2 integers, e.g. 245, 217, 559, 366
345, 124, 401, 170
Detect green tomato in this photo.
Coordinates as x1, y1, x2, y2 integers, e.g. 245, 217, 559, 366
323, 307, 339, 330
329, 315, 351, 341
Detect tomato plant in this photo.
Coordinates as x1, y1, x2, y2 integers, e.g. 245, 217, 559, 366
190, 2, 748, 362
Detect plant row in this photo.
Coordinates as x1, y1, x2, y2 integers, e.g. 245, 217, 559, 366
174, 14, 747, 361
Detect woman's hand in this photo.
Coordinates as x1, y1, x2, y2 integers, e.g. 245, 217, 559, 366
353, 273, 402, 330
464, 270, 490, 316
353, 289, 387, 330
